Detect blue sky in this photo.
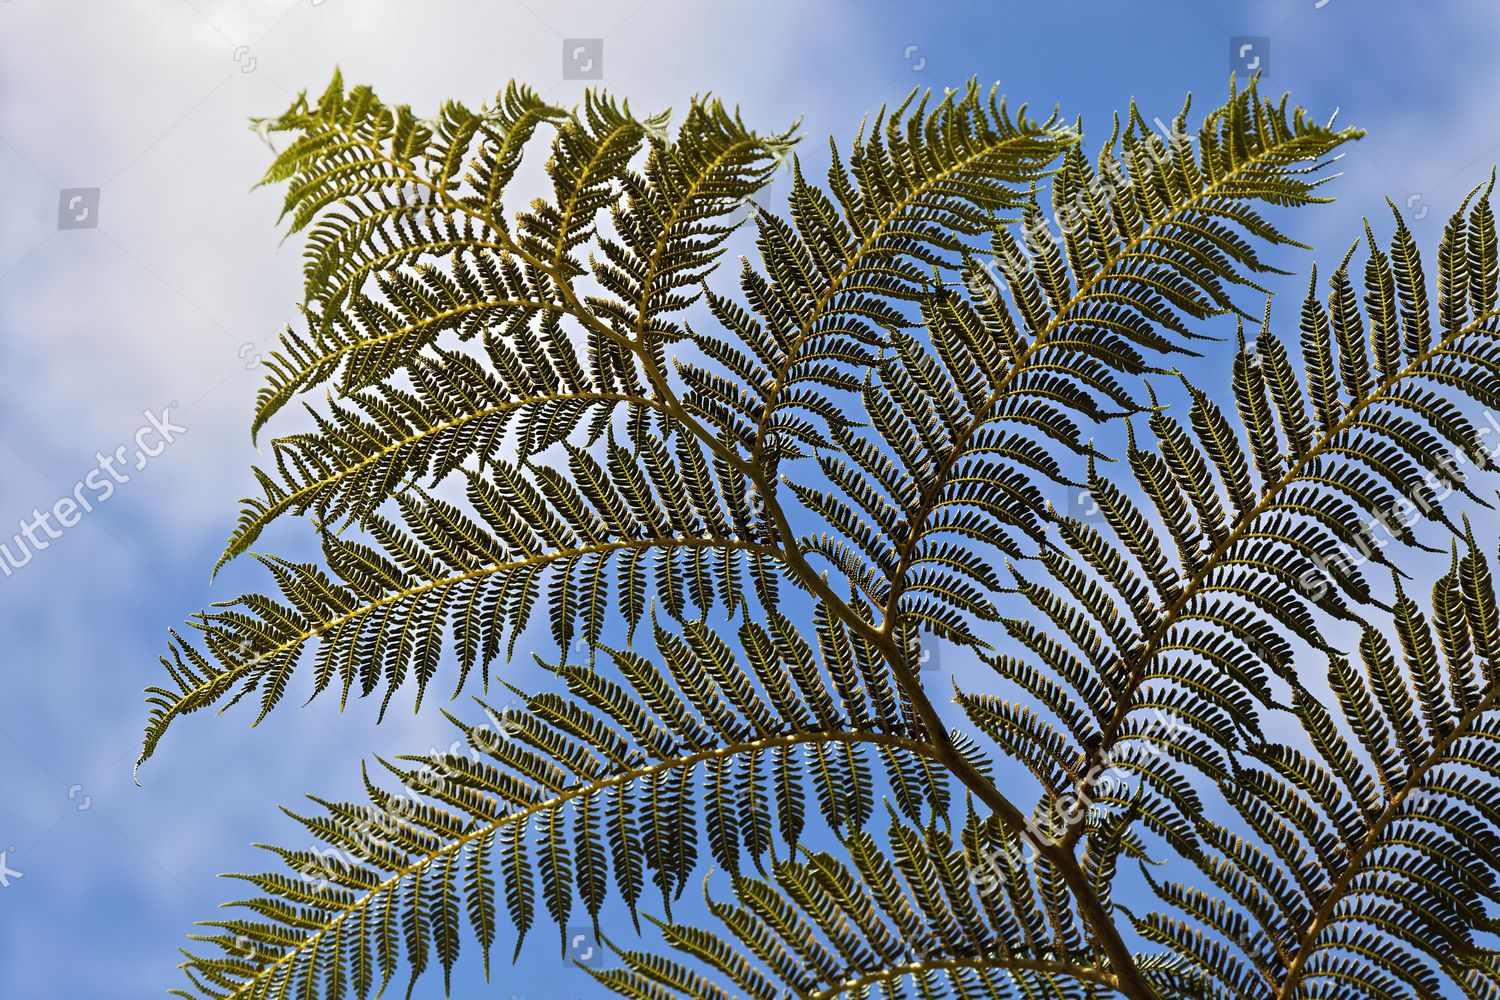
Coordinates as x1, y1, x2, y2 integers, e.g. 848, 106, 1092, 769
2, 0, 1499, 997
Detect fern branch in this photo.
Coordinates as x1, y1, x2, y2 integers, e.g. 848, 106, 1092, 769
1275, 653, 1500, 996
884, 86, 1359, 631
744, 94, 1072, 468
204, 728, 942, 999
140, 535, 782, 773
809, 955, 1120, 998
1067, 298, 1500, 851
221, 389, 667, 571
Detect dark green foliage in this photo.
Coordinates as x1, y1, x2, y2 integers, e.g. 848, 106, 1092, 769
146, 71, 1500, 999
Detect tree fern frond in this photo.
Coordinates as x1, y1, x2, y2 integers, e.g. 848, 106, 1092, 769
822, 80, 1361, 655
1020, 193, 1500, 849
593, 812, 1132, 999
681, 79, 1073, 468
584, 97, 797, 342
141, 425, 783, 769
517, 90, 668, 278
297, 82, 564, 314
1143, 536, 1500, 999
219, 344, 655, 572
247, 74, 574, 436
247, 78, 792, 442
150, 72, 1474, 1000
170, 615, 943, 999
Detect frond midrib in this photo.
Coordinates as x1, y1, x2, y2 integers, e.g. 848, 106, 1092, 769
883, 125, 1321, 629
1079, 300, 1500, 818
223, 389, 666, 568
804, 954, 1121, 999
745, 124, 1072, 465
141, 535, 783, 768
213, 729, 946, 997
1275, 670, 1500, 996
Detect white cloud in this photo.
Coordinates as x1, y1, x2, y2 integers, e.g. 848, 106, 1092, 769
0, 3, 889, 994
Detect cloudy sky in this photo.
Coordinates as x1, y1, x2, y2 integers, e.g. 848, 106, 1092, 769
3, 0, 1500, 996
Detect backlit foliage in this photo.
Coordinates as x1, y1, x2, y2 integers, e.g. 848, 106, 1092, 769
144, 72, 1500, 998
